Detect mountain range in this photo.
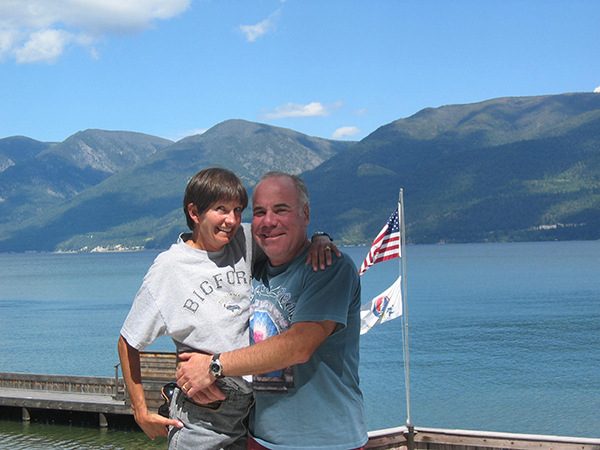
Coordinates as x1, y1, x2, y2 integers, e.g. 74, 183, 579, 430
0, 93, 599, 252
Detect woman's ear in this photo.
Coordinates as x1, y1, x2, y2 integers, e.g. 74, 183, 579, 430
187, 203, 201, 225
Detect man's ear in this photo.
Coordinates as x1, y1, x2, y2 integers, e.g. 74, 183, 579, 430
187, 203, 201, 225
302, 204, 310, 226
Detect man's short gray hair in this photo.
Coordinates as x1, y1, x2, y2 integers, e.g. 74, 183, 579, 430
254, 171, 309, 208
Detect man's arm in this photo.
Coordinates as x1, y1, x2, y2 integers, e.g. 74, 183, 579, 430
118, 336, 183, 439
176, 320, 337, 400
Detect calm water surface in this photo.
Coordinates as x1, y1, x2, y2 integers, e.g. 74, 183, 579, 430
0, 240, 599, 448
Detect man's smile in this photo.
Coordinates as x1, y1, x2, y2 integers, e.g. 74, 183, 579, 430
265, 232, 283, 237
260, 231, 285, 239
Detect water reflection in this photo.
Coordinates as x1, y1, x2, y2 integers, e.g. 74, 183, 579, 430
0, 420, 165, 450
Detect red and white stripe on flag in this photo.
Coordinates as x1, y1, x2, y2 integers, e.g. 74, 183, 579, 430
359, 207, 400, 275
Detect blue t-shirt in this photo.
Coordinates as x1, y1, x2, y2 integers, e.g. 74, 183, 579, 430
249, 247, 368, 450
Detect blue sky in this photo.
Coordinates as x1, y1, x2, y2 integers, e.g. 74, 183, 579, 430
1, 0, 600, 143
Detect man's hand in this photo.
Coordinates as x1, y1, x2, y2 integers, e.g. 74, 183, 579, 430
307, 236, 341, 271
190, 385, 228, 404
176, 352, 226, 401
134, 409, 183, 440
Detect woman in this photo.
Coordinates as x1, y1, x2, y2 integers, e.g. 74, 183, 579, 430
118, 167, 336, 449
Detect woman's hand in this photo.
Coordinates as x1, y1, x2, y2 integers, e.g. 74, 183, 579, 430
134, 409, 183, 440
307, 234, 341, 271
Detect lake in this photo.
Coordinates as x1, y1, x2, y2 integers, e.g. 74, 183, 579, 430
0, 240, 599, 448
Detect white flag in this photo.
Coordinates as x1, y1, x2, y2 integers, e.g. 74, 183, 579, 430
360, 276, 402, 335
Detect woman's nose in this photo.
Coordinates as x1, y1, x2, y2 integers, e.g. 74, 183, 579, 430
225, 210, 237, 224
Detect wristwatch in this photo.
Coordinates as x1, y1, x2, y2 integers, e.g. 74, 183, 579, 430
311, 231, 333, 241
209, 353, 224, 379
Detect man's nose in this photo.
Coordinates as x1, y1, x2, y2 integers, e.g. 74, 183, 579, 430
261, 210, 277, 226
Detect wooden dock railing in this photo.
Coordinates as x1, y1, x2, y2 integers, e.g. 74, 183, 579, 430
0, 372, 122, 396
365, 426, 600, 450
0, 351, 177, 426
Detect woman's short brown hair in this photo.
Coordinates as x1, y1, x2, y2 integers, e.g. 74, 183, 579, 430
183, 167, 248, 231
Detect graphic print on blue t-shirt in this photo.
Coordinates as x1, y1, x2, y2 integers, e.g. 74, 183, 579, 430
250, 294, 295, 393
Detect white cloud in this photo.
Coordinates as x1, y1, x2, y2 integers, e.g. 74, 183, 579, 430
594, 86, 600, 93
353, 107, 368, 115
0, 0, 191, 64
14, 29, 74, 64
331, 126, 361, 140
260, 102, 331, 120
0, 28, 19, 56
239, 8, 281, 42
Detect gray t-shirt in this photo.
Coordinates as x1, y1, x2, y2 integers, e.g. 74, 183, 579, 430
120, 223, 257, 391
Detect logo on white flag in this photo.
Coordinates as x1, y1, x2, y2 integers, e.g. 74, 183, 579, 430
372, 295, 390, 318
360, 276, 402, 334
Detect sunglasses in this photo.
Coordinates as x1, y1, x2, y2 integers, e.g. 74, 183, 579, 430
158, 382, 178, 418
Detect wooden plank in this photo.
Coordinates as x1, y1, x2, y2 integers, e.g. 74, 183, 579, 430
0, 387, 132, 415
414, 428, 600, 450
139, 351, 177, 383
365, 427, 600, 450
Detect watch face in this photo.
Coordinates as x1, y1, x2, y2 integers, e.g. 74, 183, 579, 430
210, 362, 221, 376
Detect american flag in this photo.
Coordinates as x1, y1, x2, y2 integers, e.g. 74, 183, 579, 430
359, 207, 400, 275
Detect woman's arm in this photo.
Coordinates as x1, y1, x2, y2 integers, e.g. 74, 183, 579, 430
118, 335, 183, 439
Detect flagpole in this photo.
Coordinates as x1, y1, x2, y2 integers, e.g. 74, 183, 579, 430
356, 190, 413, 442
399, 189, 415, 448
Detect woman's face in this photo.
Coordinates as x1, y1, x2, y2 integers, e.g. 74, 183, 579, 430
191, 199, 243, 251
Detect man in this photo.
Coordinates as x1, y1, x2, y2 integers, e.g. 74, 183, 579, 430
177, 172, 368, 450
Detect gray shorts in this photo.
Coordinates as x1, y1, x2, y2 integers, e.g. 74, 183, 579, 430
168, 384, 254, 450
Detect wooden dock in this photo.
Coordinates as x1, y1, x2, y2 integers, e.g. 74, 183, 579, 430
0, 351, 176, 427
2, 352, 600, 450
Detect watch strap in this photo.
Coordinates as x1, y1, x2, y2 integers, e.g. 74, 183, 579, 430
311, 231, 332, 241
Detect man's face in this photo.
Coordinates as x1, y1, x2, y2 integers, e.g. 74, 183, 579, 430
252, 176, 310, 266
